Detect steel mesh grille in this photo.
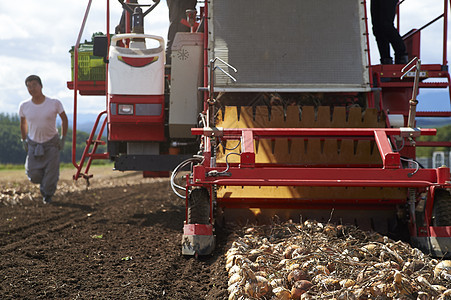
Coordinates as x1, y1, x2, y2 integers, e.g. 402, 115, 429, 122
210, 0, 369, 91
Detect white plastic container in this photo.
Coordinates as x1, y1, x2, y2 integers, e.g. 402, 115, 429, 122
108, 34, 165, 95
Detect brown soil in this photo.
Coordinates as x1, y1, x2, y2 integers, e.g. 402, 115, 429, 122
0, 166, 229, 299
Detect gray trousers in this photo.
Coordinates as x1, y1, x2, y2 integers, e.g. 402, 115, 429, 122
25, 135, 60, 198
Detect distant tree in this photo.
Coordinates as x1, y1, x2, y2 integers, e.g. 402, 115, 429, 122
0, 113, 107, 165
0, 113, 25, 164
60, 129, 107, 164
416, 124, 451, 158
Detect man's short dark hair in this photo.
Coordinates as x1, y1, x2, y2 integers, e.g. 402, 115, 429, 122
25, 75, 42, 87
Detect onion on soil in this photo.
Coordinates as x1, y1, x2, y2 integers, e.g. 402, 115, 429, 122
225, 219, 451, 299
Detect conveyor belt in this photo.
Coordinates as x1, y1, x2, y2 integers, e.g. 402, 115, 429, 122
213, 105, 405, 232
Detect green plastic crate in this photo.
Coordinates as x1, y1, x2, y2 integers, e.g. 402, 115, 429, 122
70, 44, 106, 81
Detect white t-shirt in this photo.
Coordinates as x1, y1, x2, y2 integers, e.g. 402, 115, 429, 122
19, 97, 65, 143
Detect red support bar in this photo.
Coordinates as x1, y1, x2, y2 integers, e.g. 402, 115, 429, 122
416, 111, 451, 117
192, 127, 436, 138
203, 178, 431, 188
72, 0, 94, 170
417, 226, 451, 237
374, 130, 400, 169
106, 0, 110, 103
74, 111, 108, 180
416, 141, 451, 147
88, 153, 109, 159
183, 224, 213, 235
240, 130, 255, 167
437, 166, 451, 184
208, 185, 213, 223
216, 199, 406, 210
83, 113, 109, 175
443, 0, 448, 66
71, 0, 112, 181
378, 82, 449, 89
185, 175, 189, 222
194, 167, 448, 189
424, 187, 436, 232
66, 81, 106, 95
192, 127, 436, 170
203, 3, 209, 113
378, 82, 450, 88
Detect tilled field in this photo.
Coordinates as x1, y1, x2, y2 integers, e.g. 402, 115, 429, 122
0, 168, 228, 299
1, 168, 450, 299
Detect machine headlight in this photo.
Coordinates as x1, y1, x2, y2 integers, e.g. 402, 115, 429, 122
118, 104, 134, 115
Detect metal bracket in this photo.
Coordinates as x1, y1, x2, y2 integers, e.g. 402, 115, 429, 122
201, 126, 224, 137
207, 57, 237, 128
208, 57, 237, 104
399, 127, 421, 138
401, 57, 421, 129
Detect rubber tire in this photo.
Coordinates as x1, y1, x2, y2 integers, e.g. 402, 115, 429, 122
188, 188, 210, 224
432, 189, 451, 226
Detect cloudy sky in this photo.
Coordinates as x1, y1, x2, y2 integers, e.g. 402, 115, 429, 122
0, 0, 168, 116
0, 0, 449, 119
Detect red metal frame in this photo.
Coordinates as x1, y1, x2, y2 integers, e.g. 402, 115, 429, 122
418, 226, 451, 237
69, 0, 451, 253
444, 0, 449, 66
72, 0, 95, 172
191, 127, 443, 177
370, 0, 451, 155
70, 0, 110, 180
108, 123, 164, 141
193, 166, 448, 188
73, 111, 109, 180
189, 128, 451, 218
189, 127, 451, 243
189, 124, 451, 242
203, 4, 209, 114
185, 1, 451, 251
66, 81, 105, 95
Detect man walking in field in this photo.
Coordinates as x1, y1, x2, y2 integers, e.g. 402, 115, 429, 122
19, 75, 68, 204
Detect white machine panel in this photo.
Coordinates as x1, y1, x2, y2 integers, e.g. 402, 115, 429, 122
169, 33, 204, 138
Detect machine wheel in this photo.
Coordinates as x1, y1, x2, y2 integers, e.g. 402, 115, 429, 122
432, 189, 451, 226
188, 188, 210, 224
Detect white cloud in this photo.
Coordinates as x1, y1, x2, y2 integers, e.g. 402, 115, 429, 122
0, 15, 30, 40
0, 0, 169, 116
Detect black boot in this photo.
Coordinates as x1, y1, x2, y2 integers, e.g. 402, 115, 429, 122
380, 57, 393, 65
395, 55, 409, 65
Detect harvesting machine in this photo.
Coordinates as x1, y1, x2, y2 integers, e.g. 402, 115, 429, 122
68, 0, 451, 257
